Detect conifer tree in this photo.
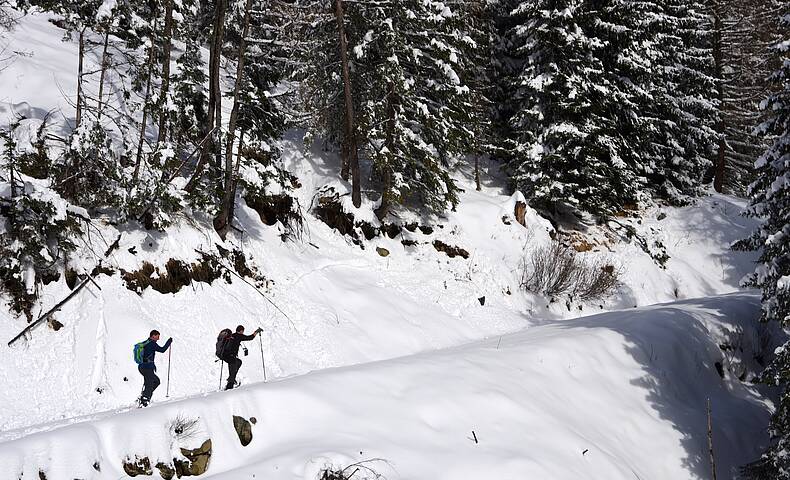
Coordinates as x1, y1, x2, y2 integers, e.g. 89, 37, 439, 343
503, 0, 640, 216
710, 0, 785, 194
214, 0, 288, 233
287, 0, 362, 207
740, 8, 790, 479
643, 0, 718, 201
31, 0, 104, 128
456, 0, 498, 191
354, 0, 472, 219
501, 0, 721, 215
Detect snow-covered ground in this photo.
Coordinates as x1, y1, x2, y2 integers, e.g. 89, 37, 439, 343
0, 293, 778, 480
0, 10, 777, 480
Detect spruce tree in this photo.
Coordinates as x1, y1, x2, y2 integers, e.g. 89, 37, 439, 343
354, 0, 472, 219
740, 8, 790, 479
455, 0, 498, 191
643, 0, 718, 202
503, 0, 640, 216
214, 0, 288, 233
288, 0, 364, 207
710, 0, 785, 194
502, 0, 720, 215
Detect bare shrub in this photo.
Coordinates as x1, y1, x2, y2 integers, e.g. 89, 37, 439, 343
319, 460, 388, 480
520, 241, 620, 301
168, 414, 201, 441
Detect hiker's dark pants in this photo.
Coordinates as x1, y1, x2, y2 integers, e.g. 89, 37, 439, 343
224, 356, 242, 389
138, 366, 160, 400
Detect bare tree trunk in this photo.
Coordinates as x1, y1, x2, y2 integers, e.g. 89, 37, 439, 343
8, 154, 17, 198
211, 0, 227, 170
707, 398, 718, 480
334, 0, 361, 208
75, 26, 86, 129
190, 0, 227, 193
375, 82, 397, 221
132, 19, 159, 184
215, 0, 252, 236
350, 135, 361, 207
335, 0, 351, 180
96, 29, 110, 121
475, 156, 481, 191
712, 2, 726, 193
156, 0, 175, 145
227, 130, 245, 225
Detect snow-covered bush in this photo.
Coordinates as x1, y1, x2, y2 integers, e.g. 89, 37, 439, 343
0, 193, 79, 317
239, 146, 303, 239
520, 241, 620, 301
1, 121, 80, 317
57, 122, 125, 211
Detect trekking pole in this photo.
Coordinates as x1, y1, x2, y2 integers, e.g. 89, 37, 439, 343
259, 335, 267, 382
166, 345, 172, 398
219, 360, 224, 391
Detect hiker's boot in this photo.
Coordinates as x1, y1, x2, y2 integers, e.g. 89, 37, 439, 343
224, 380, 240, 391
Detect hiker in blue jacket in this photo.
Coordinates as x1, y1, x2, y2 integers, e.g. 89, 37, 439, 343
136, 330, 172, 407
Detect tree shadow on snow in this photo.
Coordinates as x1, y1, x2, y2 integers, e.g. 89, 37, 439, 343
549, 293, 777, 479
663, 197, 759, 288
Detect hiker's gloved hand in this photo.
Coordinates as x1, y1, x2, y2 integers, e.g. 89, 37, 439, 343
256, 327, 263, 334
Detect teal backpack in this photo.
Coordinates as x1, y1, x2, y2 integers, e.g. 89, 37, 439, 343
133, 339, 150, 364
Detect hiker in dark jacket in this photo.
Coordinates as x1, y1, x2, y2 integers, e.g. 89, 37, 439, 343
220, 325, 262, 390
138, 329, 172, 406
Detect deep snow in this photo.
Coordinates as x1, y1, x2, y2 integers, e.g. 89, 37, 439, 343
0, 10, 777, 480
0, 294, 778, 480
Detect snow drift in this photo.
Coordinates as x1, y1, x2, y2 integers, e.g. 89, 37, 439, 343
0, 293, 778, 480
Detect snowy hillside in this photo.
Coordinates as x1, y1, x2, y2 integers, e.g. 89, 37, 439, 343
0, 294, 779, 480
0, 8, 782, 480
0, 128, 763, 433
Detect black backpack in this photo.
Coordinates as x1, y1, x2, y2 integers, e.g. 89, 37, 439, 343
216, 328, 232, 358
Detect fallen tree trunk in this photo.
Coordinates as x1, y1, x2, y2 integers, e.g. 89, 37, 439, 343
7, 275, 94, 346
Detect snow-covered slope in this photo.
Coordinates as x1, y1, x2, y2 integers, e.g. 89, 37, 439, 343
0, 11, 775, 479
0, 136, 762, 434
0, 293, 777, 480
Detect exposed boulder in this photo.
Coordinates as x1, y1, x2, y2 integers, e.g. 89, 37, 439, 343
376, 247, 390, 257
514, 200, 527, 227
174, 439, 212, 477
233, 416, 253, 447
122, 456, 152, 477
156, 462, 176, 480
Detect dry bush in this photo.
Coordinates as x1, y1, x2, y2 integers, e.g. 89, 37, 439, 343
319, 460, 387, 480
520, 241, 620, 301
168, 414, 201, 441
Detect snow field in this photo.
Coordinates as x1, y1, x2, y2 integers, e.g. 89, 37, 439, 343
0, 294, 777, 480
0, 11, 776, 480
